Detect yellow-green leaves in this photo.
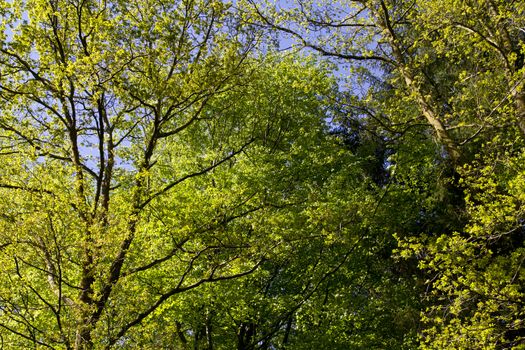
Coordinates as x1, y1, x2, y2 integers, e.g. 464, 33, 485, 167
0, 0, 347, 346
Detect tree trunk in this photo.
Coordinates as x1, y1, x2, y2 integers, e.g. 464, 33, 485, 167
75, 324, 93, 350
374, 0, 461, 162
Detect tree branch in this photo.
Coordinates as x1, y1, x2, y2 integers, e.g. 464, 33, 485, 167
139, 138, 255, 209
107, 259, 265, 349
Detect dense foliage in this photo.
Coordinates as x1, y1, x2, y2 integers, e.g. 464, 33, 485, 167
0, 0, 524, 349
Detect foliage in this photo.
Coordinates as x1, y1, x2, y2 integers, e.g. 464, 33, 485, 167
0, 0, 351, 347
247, 0, 525, 348
1, 0, 525, 349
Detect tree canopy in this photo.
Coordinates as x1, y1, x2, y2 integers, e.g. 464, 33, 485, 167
0, 0, 524, 349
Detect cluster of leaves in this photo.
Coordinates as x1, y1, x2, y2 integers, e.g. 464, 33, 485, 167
1, 0, 525, 349
248, 0, 525, 349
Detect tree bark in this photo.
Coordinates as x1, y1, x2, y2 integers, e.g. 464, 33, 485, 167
374, 0, 461, 162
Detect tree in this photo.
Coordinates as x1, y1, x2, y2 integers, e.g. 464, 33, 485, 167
247, 0, 525, 348
4, 0, 523, 348
246, 0, 525, 163
395, 1, 525, 348
0, 0, 339, 348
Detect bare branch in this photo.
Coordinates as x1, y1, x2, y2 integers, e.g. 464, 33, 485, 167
247, 0, 393, 64
107, 259, 265, 349
0, 183, 54, 195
